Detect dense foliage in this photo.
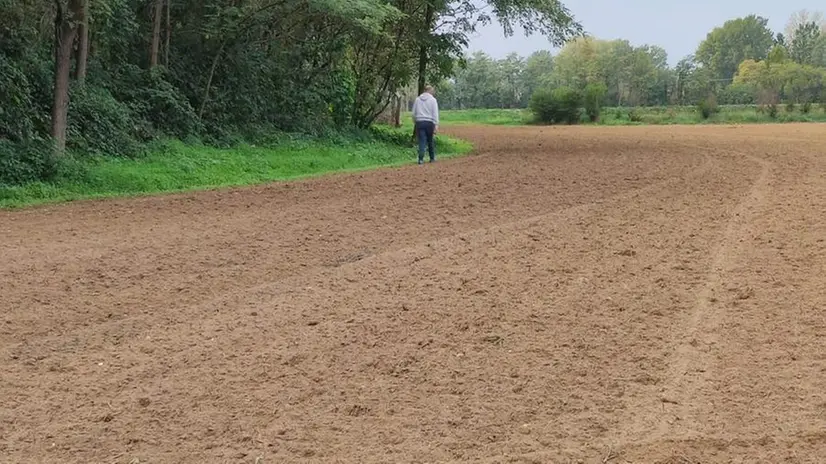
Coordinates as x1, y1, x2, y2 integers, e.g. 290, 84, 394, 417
0, 0, 580, 185
529, 86, 580, 124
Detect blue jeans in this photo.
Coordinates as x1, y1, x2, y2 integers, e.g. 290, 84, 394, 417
415, 121, 435, 163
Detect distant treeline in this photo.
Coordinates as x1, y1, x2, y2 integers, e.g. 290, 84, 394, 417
438, 11, 826, 110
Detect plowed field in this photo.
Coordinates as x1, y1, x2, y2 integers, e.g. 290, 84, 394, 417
2, 124, 826, 463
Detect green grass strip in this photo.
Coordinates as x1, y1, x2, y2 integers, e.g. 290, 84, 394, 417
0, 134, 472, 209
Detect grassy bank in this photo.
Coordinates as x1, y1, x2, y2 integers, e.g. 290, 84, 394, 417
0, 131, 472, 208
435, 104, 826, 126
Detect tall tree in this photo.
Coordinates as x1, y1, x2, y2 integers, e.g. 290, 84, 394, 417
812, 35, 826, 67
453, 52, 504, 108
149, 0, 162, 67
673, 56, 695, 105
499, 53, 525, 107
52, 0, 85, 154
521, 50, 554, 98
164, 0, 171, 65
790, 21, 822, 65
74, 0, 89, 82
785, 9, 826, 42
696, 15, 774, 81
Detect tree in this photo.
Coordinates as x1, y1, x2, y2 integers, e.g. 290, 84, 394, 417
453, 52, 505, 108
416, 0, 582, 94
521, 50, 554, 99
785, 9, 826, 42
734, 56, 826, 104
52, 0, 85, 154
499, 53, 525, 107
150, 0, 163, 68
696, 15, 774, 81
74, 0, 89, 82
790, 21, 822, 65
812, 35, 826, 67
674, 56, 696, 105
550, 37, 667, 106
551, 36, 596, 90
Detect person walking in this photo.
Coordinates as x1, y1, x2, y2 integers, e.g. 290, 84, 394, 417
411, 85, 439, 164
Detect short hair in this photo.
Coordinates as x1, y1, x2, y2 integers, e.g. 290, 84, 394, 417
424, 85, 434, 93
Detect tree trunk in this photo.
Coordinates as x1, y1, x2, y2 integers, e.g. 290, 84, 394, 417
392, 93, 402, 127
150, 0, 162, 67
52, 0, 82, 155
163, 0, 171, 65
74, 0, 89, 82
416, 2, 435, 95
198, 42, 225, 120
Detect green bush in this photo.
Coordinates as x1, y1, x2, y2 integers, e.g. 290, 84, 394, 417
67, 84, 143, 157
718, 83, 756, 105
785, 102, 796, 113
136, 71, 201, 139
369, 125, 413, 147
697, 94, 719, 119
583, 82, 607, 122
802, 101, 812, 113
0, 138, 58, 185
0, 54, 36, 142
529, 87, 582, 124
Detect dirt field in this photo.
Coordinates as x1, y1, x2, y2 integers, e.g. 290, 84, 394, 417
2, 124, 826, 463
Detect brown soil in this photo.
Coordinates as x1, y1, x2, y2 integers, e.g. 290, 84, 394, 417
2, 124, 826, 463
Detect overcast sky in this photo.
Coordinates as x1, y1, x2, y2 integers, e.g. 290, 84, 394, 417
467, 0, 817, 65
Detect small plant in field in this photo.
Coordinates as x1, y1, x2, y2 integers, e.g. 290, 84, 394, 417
583, 82, 607, 122
767, 104, 779, 118
786, 102, 796, 113
697, 94, 718, 119
802, 102, 812, 114
628, 108, 642, 122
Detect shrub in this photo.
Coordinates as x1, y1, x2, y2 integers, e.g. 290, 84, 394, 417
0, 54, 37, 142
0, 138, 58, 185
529, 87, 582, 124
67, 84, 143, 157
627, 108, 642, 122
785, 102, 796, 113
767, 104, 779, 118
369, 125, 413, 147
135, 72, 201, 139
802, 101, 812, 113
697, 94, 718, 119
583, 82, 607, 122
104, 65, 201, 140
718, 83, 756, 105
